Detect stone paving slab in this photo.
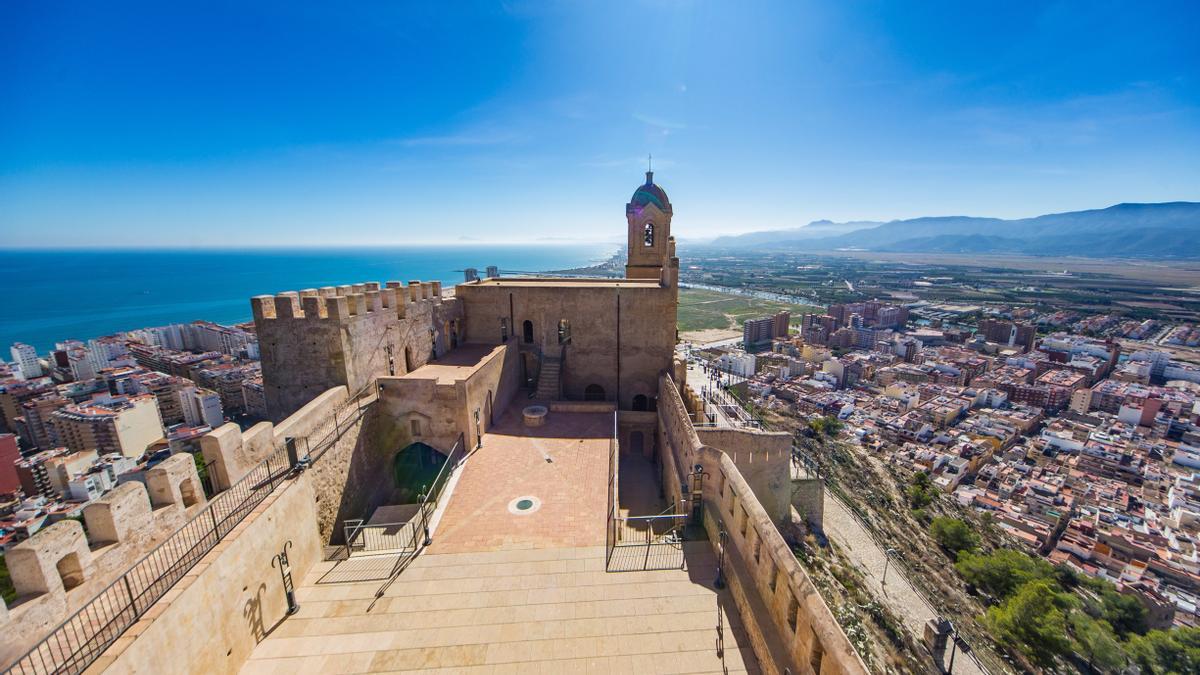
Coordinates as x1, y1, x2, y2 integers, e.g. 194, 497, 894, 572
242, 545, 759, 674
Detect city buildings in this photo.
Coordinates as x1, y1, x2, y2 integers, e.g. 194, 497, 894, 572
742, 310, 790, 350
0, 433, 20, 494
9, 343, 42, 380
50, 393, 163, 459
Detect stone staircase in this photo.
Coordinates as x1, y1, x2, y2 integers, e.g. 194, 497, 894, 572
241, 544, 760, 673
534, 355, 562, 400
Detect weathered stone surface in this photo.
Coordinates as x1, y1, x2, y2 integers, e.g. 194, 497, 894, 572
83, 481, 153, 544
6, 520, 94, 597
98, 474, 322, 675
257, 279, 463, 422
146, 452, 205, 509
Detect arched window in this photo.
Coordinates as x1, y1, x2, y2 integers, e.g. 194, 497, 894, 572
632, 394, 648, 411
643, 222, 654, 246
523, 320, 534, 344
584, 384, 606, 401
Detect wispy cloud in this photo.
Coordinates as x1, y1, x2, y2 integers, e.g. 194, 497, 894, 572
632, 113, 688, 130
394, 131, 524, 147
580, 156, 679, 170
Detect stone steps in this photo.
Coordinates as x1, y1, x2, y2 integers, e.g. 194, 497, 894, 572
242, 545, 760, 674
534, 358, 561, 400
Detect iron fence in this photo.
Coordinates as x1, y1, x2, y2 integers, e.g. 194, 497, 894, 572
4, 391, 372, 675
604, 411, 619, 567
341, 432, 465, 560
613, 510, 688, 546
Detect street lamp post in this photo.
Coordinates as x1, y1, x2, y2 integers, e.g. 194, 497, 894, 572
714, 529, 728, 589
882, 547, 898, 586
271, 540, 300, 616
947, 622, 959, 673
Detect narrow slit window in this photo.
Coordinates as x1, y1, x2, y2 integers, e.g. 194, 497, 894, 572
643, 222, 654, 246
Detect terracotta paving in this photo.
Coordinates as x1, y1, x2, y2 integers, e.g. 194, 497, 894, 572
426, 406, 612, 554
241, 403, 760, 673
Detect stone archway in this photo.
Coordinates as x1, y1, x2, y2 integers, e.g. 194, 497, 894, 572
632, 394, 648, 411
522, 320, 534, 344
584, 384, 605, 401
391, 442, 447, 504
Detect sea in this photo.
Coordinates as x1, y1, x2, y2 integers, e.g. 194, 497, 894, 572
0, 245, 618, 352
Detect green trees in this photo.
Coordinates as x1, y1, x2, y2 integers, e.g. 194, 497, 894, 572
956, 548, 1056, 600
1127, 626, 1200, 674
929, 517, 978, 559
807, 415, 843, 438
1095, 585, 1149, 638
907, 471, 933, 509
954, 548, 1177, 671
984, 580, 1073, 667
1070, 613, 1126, 673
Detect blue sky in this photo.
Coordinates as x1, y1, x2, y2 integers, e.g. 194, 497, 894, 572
1, 1, 1197, 246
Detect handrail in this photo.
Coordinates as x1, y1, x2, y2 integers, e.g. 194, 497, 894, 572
4, 388, 373, 675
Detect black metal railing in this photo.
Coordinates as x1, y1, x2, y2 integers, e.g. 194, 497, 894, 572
341, 433, 465, 561
613, 504, 688, 546
4, 391, 373, 675
604, 411, 619, 567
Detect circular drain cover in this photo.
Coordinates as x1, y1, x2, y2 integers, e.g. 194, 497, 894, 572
507, 496, 541, 515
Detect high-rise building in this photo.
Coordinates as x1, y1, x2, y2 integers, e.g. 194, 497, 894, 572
87, 337, 132, 372
20, 393, 68, 451
743, 311, 791, 350
50, 393, 163, 459
10, 343, 43, 379
978, 318, 1036, 352
180, 386, 224, 428
0, 433, 21, 494
773, 311, 791, 338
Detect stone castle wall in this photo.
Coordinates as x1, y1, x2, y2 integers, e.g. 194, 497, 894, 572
455, 280, 677, 409
0, 453, 205, 667
93, 471, 323, 674
254, 280, 462, 421
656, 373, 868, 675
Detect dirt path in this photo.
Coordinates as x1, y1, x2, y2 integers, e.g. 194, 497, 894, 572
822, 493, 985, 675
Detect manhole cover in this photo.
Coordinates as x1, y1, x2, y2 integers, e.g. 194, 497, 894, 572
507, 496, 541, 515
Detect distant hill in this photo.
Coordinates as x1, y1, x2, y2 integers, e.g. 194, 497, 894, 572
709, 220, 882, 247
709, 202, 1200, 258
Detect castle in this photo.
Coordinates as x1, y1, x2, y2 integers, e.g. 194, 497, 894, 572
1, 173, 865, 674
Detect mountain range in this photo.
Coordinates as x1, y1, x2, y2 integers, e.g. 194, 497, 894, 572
708, 202, 1200, 258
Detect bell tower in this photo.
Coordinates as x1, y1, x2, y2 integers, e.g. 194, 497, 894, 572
625, 168, 675, 281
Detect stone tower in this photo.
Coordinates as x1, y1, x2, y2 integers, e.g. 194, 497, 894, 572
625, 169, 675, 281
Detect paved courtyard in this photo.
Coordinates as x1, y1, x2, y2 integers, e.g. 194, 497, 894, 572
241, 403, 761, 673
428, 405, 612, 553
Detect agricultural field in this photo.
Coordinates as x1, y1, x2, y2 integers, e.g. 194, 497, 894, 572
677, 287, 822, 340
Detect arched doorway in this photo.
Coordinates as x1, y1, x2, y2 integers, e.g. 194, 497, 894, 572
391, 442, 447, 503
584, 384, 605, 401
632, 394, 648, 411
630, 431, 644, 457
522, 320, 534, 344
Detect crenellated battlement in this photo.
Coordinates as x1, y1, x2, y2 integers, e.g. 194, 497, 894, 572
252, 280, 445, 323
0, 453, 205, 656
